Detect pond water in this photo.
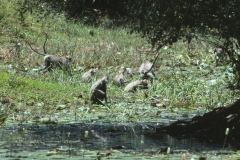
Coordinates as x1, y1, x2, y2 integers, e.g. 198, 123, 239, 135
0, 122, 237, 159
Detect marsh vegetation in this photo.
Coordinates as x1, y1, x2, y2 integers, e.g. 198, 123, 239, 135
0, 0, 240, 159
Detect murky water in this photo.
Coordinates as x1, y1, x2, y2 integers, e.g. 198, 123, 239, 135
0, 122, 237, 159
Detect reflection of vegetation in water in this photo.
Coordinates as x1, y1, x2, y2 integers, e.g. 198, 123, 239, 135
0, 123, 237, 159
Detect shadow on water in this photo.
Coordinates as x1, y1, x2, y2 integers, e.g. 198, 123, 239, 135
0, 122, 236, 159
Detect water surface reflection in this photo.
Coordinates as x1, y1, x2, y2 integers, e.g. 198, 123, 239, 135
0, 122, 230, 156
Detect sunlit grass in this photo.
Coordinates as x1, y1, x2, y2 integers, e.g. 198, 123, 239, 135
1, 1, 240, 159
0, 0, 239, 125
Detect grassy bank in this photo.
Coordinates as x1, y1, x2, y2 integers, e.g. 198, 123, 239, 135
0, 0, 239, 124
1, 1, 240, 159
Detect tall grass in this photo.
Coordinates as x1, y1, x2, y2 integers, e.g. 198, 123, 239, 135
0, 0, 239, 123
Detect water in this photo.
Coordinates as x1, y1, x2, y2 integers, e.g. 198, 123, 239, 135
0, 122, 236, 159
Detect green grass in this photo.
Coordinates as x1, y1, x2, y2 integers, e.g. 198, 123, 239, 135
1, 71, 80, 102
0, 0, 239, 123
1, 1, 240, 159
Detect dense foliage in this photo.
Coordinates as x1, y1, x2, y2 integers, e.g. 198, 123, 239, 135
2, 0, 240, 84
127, 0, 240, 85
37, 0, 240, 85
42, 0, 127, 18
